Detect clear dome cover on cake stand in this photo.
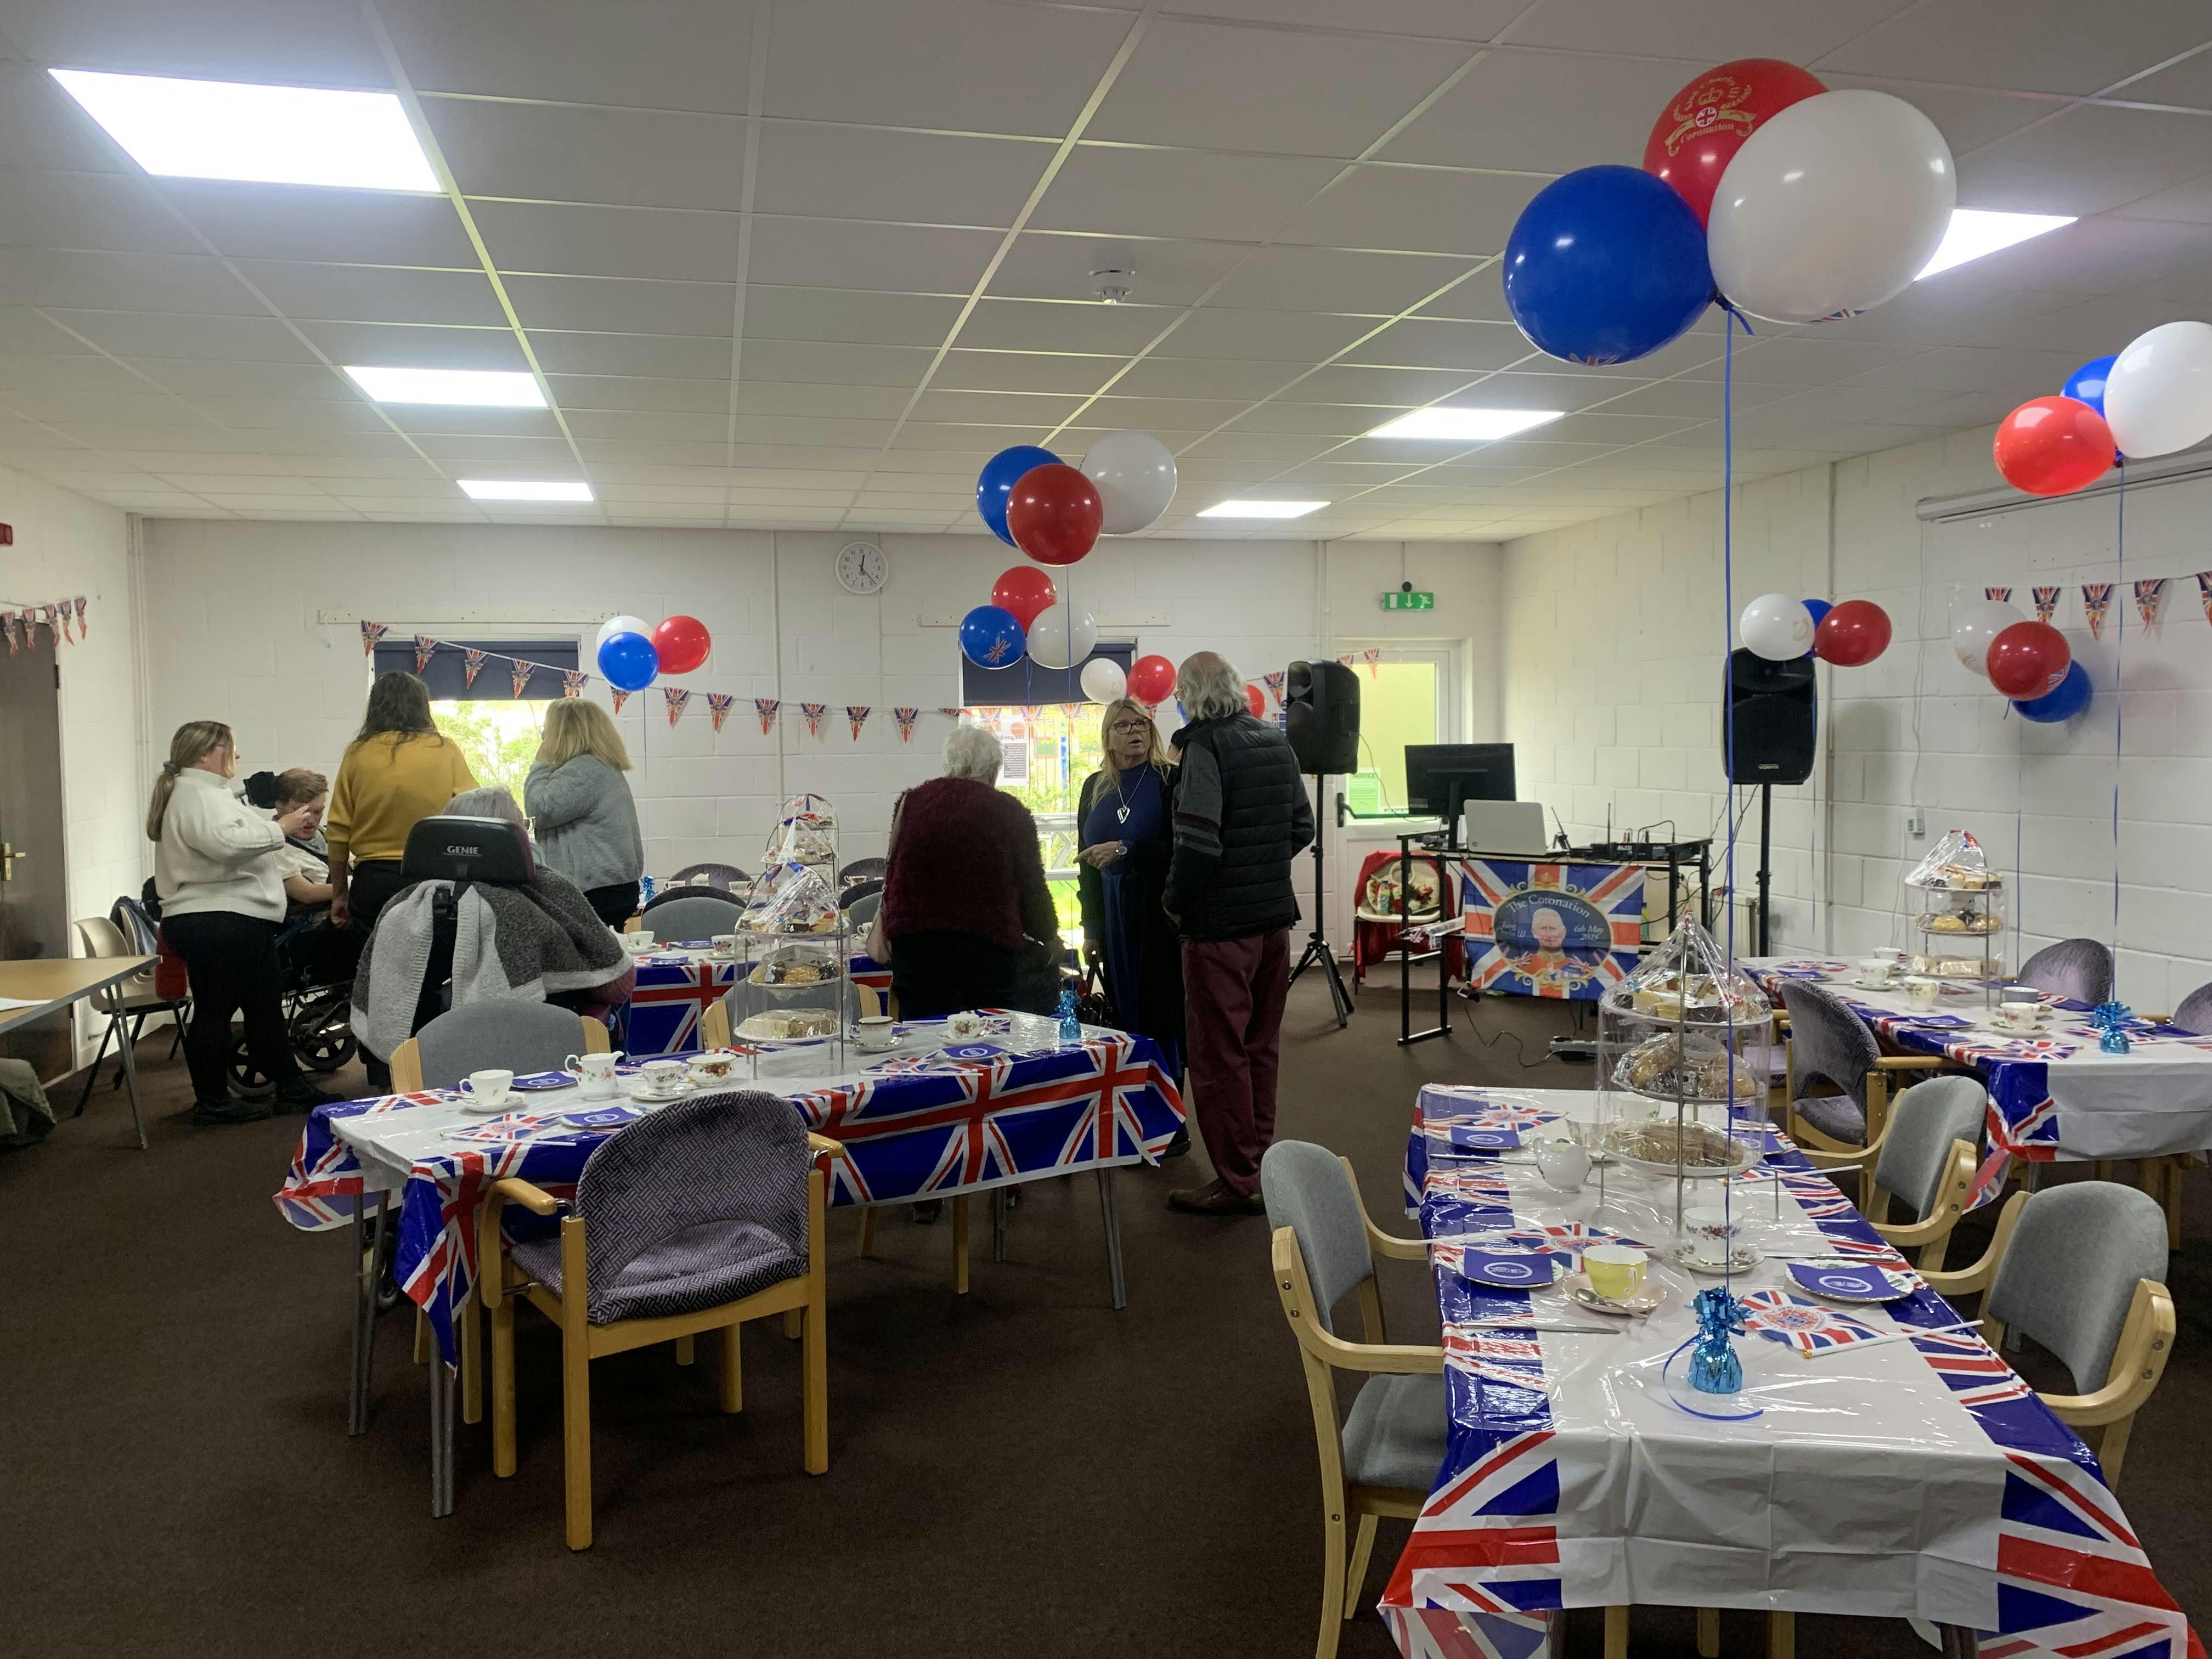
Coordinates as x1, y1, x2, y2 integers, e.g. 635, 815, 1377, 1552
1595, 917, 1771, 1243
727, 861, 852, 1076
1904, 829, 2006, 1003
764, 793, 839, 873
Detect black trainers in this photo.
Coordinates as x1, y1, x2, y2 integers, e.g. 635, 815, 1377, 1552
193, 1096, 276, 1127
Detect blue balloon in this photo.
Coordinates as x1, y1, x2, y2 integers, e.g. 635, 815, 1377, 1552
2014, 660, 2091, 723
597, 630, 658, 692
958, 604, 1025, 668
975, 445, 1060, 546
1503, 165, 1713, 366
2063, 355, 2117, 417
1803, 599, 1833, 630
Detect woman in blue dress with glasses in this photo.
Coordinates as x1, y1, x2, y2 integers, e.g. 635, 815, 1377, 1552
1077, 699, 1185, 1142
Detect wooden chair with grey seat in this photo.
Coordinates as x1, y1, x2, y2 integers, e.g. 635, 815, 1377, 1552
479, 1088, 834, 1549
1797, 1071, 1988, 1272
1925, 1180, 2175, 1485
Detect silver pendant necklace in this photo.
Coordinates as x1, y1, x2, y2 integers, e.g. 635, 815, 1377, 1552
1112, 770, 1135, 824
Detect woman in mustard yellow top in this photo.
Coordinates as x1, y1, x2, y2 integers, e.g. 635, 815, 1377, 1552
326, 671, 476, 936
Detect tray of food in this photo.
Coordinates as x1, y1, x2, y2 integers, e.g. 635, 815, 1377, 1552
1604, 1118, 1763, 1179
1613, 1030, 1763, 1104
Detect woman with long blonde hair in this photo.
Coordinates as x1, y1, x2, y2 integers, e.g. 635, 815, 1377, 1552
149, 721, 334, 1125
1075, 698, 1184, 1110
526, 696, 645, 927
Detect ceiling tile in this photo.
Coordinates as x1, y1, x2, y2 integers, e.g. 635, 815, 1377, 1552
907, 388, 1083, 426
426, 99, 746, 213
1818, 2, 2212, 95
753, 124, 1048, 228
1819, 76, 2054, 154
0, 249, 262, 314
743, 287, 963, 348
549, 374, 730, 414
0, 352, 155, 394
226, 259, 505, 328
1384, 50, 1698, 173
934, 350, 1122, 395
0, 167, 202, 256
475, 201, 740, 283
1081, 394, 1255, 431
1088, 18, 1465, 159
1512, 2, 1919, 63
7, 0, 388, 85
529, 331, 731, 379
158, 181, 476, 267
388, 0, 754, 112
505, 275, 734, 337
1169, 0, 1526, 38
746, 217, 1001, 295
563, 409, 728, 445
1962, 105, 2212, 217
738, 339, 934, 387
1273, 166, 1544, 257
988, 234, 1252, 308
1223, 402, 1386, 437
1288, 362, 1490, 405
957, 297, 1172, 356
1033, 147, 1344, 244
1339, 317, 1531, 373
732, 381, 912, 419
763, 0, 1136, 138
1204, 246, 1477, 317
297, 319, 524, 370
1104, 357, 1312, 400
1159, 308, 1379, 362
123, 357, 352, 400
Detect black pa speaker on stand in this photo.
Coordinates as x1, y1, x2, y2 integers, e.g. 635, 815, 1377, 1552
1723, 647, 1818, 955
1283, 659, 1359, 1027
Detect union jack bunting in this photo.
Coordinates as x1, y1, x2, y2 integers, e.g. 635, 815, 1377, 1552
611, 689, 629, 714
664, 686, 691, 726
2033, 585, 2062, 624
1019, 704, 1043, 730
18, 609, 38, 651
2, 611, 15, 654
462, 647, 487, 689
42, 603, 63, 646
72, 594, 86, 635
2134, 577, 2166, 629
360, 619, 388, 656
1736, 1289, 1882, 1354
2199, 573, 2212, 625
845, 704, 870, 740
938, 707, 966, 720
562, 670, 588, 698
510, 660, 534, 698
415, 634, 437, 673
799, 701, 827, 737
893, 707, 918, 743
1263, 670, 1286, 707
706, 692, 733, 732
1460, 861, 1644, 1001
2083, 583, 2113, 640
55, 597, 72, 642
1363, 646, 1383, 678
754, 697, 780, 735
1985, 586, 2012, 602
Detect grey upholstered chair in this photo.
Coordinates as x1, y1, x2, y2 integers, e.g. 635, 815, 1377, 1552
392, 1001, 605, 1092
1263, 1141, 1446, 1659
670, 861, 749, 891
1779, 979, 1955, 1154
637, 890, 743, 943
2017, 937, 2114, 1005
1804, 1072, 1987, 1270
1928, 1182, 2175, 1485
2167, 980, 2212, 1034
481, 1089, 833, 1548
838, 876, 884, 910
846, 890, 882, 932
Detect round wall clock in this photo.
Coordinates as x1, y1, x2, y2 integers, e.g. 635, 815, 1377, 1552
836, 540, 888, 595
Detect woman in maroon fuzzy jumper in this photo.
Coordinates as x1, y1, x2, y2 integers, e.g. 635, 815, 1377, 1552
877, 724, 1060, 1018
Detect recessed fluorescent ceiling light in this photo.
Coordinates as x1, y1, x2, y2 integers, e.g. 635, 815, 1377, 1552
344, 366, 546, 407
459, 480, 594, 503
1198, 500, 1328, 519
1367, 408, 1565, 441
1915, 208, 2075, 280
49, 69, 438, 192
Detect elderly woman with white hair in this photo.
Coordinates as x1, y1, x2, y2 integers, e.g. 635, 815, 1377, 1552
875, 723, 1062, 1019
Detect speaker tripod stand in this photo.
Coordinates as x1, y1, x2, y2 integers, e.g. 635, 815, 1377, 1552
1287, 772, 1352, 1028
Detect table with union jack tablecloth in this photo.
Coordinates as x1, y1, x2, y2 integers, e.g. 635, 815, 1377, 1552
1379, 1085, 2200, 1659
623, 945, 891, 1056
1746, 958, 2212, 1211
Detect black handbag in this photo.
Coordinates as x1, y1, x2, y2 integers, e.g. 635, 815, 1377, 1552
1075, 963, 1115, 1028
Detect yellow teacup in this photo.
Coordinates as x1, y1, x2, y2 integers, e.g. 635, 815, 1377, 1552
1584, 1244, 1649, 1301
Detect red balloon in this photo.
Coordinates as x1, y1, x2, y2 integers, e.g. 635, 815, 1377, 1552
1985, 621, 2071, 699
1642, 58, 1827, 225
990, 565, 1058, 632
1126, 653, 1176, 707
1814, 600, 1890, 667
651, 614, 712, 674
1005, 464, 1102, 567
1993, 396, 2115, 497
1244, 683, 1267, 719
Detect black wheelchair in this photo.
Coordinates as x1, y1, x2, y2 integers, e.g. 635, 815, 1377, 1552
227, 912, 360, 1098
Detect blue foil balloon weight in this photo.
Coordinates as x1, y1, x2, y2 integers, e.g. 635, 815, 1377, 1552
596, 630, 659, 692
1503, 165, 1713, 366
1687, 1286, 1747, 1395
958, 603, 1025, 668
2013, 659, 2091, 723
975, 444, 1060, 545
2063, 354, 2117, 417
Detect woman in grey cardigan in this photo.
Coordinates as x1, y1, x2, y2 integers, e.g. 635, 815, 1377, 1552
524, 698, 645, 928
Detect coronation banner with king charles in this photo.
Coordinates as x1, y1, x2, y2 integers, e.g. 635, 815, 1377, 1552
1460, 860, 1645, 1000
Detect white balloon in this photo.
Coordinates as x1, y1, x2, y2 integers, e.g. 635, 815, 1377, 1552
1708, 90, 1956, 325
1079, 657, 1127, 704
1951, 599, 2024, 677
1740, 593, 1814, 661
2103, 320, 2212, 459
1026, 603, 1097, 670
596, 614, 650, 651
1079, 430, 1177, 534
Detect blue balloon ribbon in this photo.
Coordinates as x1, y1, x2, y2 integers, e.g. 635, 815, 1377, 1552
1503, 165, 1712, 366
975, 445, 1060, 546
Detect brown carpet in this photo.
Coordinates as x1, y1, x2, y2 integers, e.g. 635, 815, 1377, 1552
2, 981, 2203, 1657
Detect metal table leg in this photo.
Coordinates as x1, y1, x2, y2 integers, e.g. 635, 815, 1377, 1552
430, 1350, 455, 1518
115, 1006, 148, 1150
349, 1194, 390, 1437
1096, 1167, 1127, 1311
990, 1186, 1008, 1263
1937, 1624, 1979, 1658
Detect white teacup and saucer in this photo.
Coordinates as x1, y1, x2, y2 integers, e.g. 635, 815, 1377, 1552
456, 1068, 516, 1114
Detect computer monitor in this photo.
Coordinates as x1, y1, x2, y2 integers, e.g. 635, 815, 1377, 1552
1403, 743, 1516, 832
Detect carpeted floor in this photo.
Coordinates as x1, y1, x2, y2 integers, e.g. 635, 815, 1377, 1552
2, 980, 2203, 1658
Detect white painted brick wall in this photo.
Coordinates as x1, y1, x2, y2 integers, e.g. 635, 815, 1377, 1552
1502, 425, 2212, 1012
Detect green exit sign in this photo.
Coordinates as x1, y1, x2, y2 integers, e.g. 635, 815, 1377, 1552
1381, 590, 1435, 611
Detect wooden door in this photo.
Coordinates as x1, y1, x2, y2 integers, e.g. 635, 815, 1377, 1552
0, 637, 73, 1077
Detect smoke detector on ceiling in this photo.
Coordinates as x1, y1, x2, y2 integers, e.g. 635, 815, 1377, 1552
1089, 268, 1135, 304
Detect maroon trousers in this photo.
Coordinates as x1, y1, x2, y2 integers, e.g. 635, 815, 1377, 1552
1180, 929, 1291, 1197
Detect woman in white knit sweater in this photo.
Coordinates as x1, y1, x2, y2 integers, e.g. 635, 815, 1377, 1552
149, 720, 336, 1126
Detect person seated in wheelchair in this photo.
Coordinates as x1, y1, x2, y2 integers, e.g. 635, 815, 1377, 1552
244, 767, 358, 988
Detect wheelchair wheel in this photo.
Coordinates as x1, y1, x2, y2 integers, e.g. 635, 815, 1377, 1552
227, 1025, 279, 1099
291, 986, 357, 1074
